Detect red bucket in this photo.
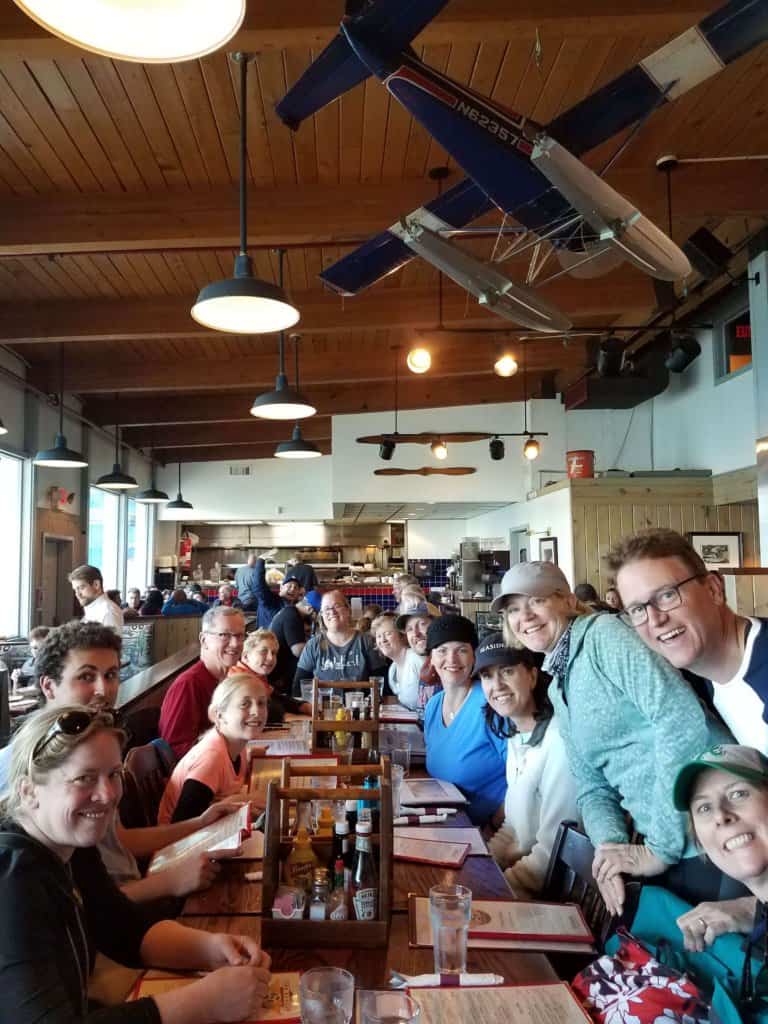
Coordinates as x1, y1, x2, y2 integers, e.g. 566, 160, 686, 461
566, 450, 595, 478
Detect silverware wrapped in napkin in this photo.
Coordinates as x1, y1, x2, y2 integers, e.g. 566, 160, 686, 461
390, 970, 504, 988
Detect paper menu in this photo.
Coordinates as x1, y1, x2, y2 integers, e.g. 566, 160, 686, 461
147, 805, 250, 874
379, 704, 421, 722
394, 836, 470, 868
409, 983, 591, 1024
129, 970, 301, 1022
394, 827, 488, 856
399, 778, 468, 806
409, 896, 594, 954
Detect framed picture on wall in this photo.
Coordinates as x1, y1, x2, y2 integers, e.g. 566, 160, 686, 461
687, 532, 742, 569
538, 537, 559, 565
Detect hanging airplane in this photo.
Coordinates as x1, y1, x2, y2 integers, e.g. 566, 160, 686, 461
276, 0, 768, 330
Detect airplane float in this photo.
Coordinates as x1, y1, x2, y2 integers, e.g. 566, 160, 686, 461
276, 0, 768, 333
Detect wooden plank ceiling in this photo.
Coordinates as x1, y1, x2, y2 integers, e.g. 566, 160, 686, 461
0, 0, 765, 462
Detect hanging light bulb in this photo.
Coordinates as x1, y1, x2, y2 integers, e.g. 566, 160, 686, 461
12, 0, 246, 63
431, 439, 448, 460
494, 353, 518, 377
407, 347, 431, 374
523, 436, 541, 460
192, 54, 300, 335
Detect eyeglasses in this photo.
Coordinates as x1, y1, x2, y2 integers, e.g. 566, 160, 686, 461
32, 708, 115, 761
204, 630, 246, 643
620, 573, 705, 627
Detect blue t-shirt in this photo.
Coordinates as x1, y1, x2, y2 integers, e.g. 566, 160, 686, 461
424, 683, 507, 825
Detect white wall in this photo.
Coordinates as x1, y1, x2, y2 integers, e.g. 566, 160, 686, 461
157, 456, 333, 522
466, 484, 575, 583
406, 520, 465, 558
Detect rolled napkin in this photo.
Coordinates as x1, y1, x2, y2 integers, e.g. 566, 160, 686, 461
390, 971, 504, 989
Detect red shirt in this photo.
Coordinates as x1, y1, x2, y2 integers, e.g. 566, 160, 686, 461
159, 659, 219, 758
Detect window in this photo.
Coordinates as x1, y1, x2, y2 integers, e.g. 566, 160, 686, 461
125, 498, 151, 592
87, 487, 120, 588
0, 451, 23, 637
714, 283, 751, 382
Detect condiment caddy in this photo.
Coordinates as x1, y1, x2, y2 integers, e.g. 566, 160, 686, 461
261, 757, 393, 949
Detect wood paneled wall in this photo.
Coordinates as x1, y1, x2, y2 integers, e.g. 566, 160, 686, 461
570, 477, 760, 596
722, 572, 768, 617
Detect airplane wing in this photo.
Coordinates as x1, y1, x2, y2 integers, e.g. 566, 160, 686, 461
276, 0, 451, 129
316, 0, 768, 294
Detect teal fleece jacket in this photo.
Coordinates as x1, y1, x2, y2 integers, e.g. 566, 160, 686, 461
548, 613, 730, 865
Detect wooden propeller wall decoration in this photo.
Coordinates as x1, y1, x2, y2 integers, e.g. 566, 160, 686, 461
374, 466, 476, 476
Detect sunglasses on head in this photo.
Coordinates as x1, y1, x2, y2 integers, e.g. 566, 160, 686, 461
32, 708, 116, 762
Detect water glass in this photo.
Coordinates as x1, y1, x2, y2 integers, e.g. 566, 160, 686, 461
390, 746, 411, 777
331, 732, 354, 764
429, 884, 472, 976
300, 680, 315, 704
345, 690, 365, 708
359, 991, 420, 1024
369, 675, 385, 696
299, 967, 355, 1024
390, 763, 405, 816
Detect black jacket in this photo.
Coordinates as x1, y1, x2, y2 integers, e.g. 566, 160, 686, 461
0, 822, 161, 1023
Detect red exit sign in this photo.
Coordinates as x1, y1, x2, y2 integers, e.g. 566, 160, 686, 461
736, 324, 751, 339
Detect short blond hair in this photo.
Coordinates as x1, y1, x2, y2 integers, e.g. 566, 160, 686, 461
242, 629, 278, 658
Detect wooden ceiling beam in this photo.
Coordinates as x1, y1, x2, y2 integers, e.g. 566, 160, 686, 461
124, 419, 333, 449
83, 373, 552, 427
31, 337, 587, 393
1, 276, 652, 344
0, 3, 717, 59
0, 163, 765, 258
154, 440, 332, 464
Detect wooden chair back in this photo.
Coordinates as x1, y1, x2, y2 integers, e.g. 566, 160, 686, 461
123, 740, 177, 827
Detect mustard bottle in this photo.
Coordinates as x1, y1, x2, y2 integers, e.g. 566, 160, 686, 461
316, 805, 335, 838
283, 827, 318, 893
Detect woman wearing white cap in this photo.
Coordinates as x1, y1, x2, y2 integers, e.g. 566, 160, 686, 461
493, 561, 730, 915
477, 633, 580, 897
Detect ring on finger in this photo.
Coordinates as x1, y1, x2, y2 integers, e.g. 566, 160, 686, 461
698, 917, 707, 931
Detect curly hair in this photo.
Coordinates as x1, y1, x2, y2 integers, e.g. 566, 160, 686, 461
35, 620, 122, 684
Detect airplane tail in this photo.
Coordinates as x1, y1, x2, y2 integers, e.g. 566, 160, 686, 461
276, 0, 450, 130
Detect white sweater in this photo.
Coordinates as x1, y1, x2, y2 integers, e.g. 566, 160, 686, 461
488, 718, 580, 897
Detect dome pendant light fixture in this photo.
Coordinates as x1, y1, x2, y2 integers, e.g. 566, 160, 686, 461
12, 0, 246, 64
96, 401, 138, 490
274, 336, 322, 458
166, 464, 194, 511
192, 53, 299, 335
251, 255, 316, 420
34, 345, 88, 469
135, 451, 170, 504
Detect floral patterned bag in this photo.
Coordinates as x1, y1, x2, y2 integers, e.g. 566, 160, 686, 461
572, 930, 710, 1024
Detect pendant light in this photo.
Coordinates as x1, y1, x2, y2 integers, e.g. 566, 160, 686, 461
96, 396, 138, 490
135, 451, 170, 504
12, 1, 245, 64
250, 252, 315, 419
34, 345, 88, 468
0, 418, 8, 435
521, 342, 540, 461
274, 336, 322, 458
166, 464, 194, 510
192, 54, 300, 335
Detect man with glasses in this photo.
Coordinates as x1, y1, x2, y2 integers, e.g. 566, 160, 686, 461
159, 606, 246, 758
608, 528, 767, 752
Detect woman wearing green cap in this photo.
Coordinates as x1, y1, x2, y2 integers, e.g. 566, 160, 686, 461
493, 560, 730, 916
674, 744, 768, 952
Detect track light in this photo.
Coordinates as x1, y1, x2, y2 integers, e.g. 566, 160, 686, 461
407, 347, 431, 374
523, 436, 540, 461
489, 437, 505, 460
494, 353, 518, 377
431, 439, 448, 460
665, 332, 701, 373
379, 440, 396, 461
596, 338, 625, 377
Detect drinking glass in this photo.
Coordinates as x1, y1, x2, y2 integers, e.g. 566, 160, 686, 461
299, 967, 355, 1024
331, 732, 354, 764
428, 884, 472, 976
369, 675, 385, 696
390, 746, 411, 777
300, 680, 315, 704
345, 690, 365, 708
359, 991, 420, 1024
390, 763, 405, 816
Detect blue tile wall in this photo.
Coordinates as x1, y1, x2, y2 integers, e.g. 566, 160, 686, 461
408, 558, 450, 590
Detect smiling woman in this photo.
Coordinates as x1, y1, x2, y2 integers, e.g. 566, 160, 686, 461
0, 704, 272, 1024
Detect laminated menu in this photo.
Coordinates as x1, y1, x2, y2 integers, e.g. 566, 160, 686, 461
394, 826, 488, 856
379, 704, 421, 722
394, 835, 471, 868
129, 970, 301, 1021
409, 895, 594, 954
408, 982, 591, 1024
398, 777, 468, 806
147, 804, 250, 874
